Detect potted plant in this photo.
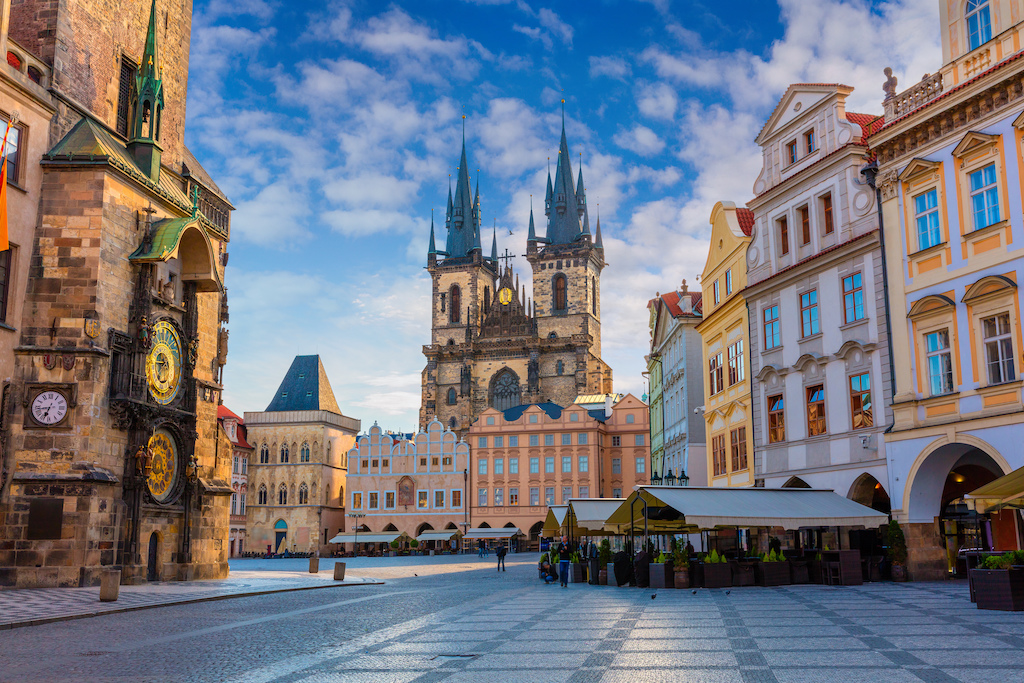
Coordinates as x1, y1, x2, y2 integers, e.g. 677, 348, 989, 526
599, 540, 612, 585
971, 550, 1024, 611
671, 543, 690, 589
649, 551, 675, 589
409, 539, 420, 556
756, 549, 791, 586
570, 552, 585, 583
389, 539, 400, 557
702, 549, 732, 589
882, 521, 908, 582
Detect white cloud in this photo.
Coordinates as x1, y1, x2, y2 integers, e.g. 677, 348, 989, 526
231, 183, 313, 247
636, 82, 678, 121
537, 8, 574, 45
613, 125, 665, 156
589, 55, 631, 80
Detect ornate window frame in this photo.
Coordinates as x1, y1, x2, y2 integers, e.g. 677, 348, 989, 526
953, 131, 1010, 259
908, 294, 961, 397
962, 274, 1020, 389
899, 158, 950, 279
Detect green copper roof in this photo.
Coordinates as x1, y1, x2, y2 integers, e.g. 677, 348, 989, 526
129, 216, 223, 292
129, 217, 195, 261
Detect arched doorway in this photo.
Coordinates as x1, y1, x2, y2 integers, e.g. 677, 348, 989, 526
147, 532, 159, 581
848, 473, 892, 514
906, 441, 1008, 577
529, 520, 544, 550
274, 519, 288, 554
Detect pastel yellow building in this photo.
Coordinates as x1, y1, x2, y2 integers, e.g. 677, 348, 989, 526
697, 202, 755, 487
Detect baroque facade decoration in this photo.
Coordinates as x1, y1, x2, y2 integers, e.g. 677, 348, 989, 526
244, 356, 359, 555
0, 0, 233, 587
469, 395, 650, 547
697, 203, 755, 488
870, 0, 1024, 580
744, 83, 893, 509
420, 116, 613, 437
343, 420, 469, 544
647, 283, 706, 486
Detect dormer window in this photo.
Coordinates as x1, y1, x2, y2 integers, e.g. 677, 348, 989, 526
804, 129, 815, 153
786, 141, 798, 165
967, 0, 992, 51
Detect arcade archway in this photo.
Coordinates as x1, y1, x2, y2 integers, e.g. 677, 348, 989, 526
848, 473, 891, 514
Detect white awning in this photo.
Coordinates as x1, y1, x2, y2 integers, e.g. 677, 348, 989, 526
416, 531, 459, 541
606, 487, 889, 531
463, 527, 522, 539
567, 499, 626, 533
327, 533, 401, 544
541, 506, 569, 536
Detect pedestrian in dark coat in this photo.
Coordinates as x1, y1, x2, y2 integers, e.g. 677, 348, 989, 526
496, 544, 507, 571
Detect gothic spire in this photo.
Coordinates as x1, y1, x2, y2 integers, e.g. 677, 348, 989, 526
444, 120, 480, 258
490, 223, 498, 262
128, 0, 165, 180
544, 159, 553, 217
527, 202, 537, 243
594, 211, 604, 249
428, 211, 437, 255
545, 112, 584, 245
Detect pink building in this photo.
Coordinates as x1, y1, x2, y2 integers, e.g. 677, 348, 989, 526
468, 395, 650, 548
218, 406, 253, 557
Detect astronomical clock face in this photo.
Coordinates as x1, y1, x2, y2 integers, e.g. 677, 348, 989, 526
498, 287, 514, 305
147, 429, 179, 503
146, 321, 183, 405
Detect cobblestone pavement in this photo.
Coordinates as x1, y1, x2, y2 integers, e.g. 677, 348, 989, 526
1, 553, 1022, 682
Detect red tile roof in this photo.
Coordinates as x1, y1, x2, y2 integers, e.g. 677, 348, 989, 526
234, 425, 254, 450
736, 208, 755, 236
845, 112, 884, 138
217, 405, 242, 422
659, 290, 702, 318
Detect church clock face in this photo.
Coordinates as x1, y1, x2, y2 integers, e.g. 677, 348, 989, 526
146, 321, 183, 405
498, 287, 514, 305
147, 429, 179, 503
31, 390, 69, 426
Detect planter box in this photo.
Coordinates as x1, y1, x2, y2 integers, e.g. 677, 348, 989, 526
808, 558, 823, 584
599, 569, 608, 586
732, 561, 755, 587
673, 568, 690, 589
649, 561, 675, 589
972, 568, 1024, 611
757, 561, 791, 587
702, 562, 732, 589
607, 563, 619, 587
570, 563, 585, 584
789, 559, 809, 584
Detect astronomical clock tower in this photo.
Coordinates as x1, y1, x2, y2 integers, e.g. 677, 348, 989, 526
420, 115, 613, 435
0, 0, 232, 587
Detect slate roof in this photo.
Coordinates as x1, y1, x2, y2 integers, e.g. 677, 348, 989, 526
182, 145, 232, 205
501, 402, 563, 422
736, 208, 755, 236
265, 355, 343, 414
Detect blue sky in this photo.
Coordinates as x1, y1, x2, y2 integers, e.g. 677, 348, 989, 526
185, 0, 941, 431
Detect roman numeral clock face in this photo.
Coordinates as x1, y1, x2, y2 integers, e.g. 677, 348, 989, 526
31, 391, 68, 425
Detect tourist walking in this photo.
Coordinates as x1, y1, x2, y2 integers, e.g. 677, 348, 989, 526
557, 539, 570, 588
477, 539, 485, 558
496, 544, 507, 571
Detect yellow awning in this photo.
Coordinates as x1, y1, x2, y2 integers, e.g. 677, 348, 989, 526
541, 505, 568, 537
966, 466, 1024, 513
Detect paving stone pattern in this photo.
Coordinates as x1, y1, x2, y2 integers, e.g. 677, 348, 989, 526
0, 554, 1022, 682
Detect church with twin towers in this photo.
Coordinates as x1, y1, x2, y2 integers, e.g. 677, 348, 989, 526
420, 114, 613, 435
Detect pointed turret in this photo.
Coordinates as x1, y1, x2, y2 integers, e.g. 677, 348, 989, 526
545, 115, 584, 245
428, 215, 437, 255
445, 183, 453, 229
128, 0, 165, 181
576, 155, 586, 218
444, 131, 479, 258
490, 225, 498, 262
544, 164, 553, 216
594, 213, 604, 249
527, 205, 537, 242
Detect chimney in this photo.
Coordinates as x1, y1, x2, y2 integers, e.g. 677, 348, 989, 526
604, 394, 613, 418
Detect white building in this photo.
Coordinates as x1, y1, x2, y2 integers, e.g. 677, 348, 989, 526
744, 83, 892, 511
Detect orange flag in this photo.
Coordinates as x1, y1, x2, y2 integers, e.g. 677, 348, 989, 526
0, 119, 11, 252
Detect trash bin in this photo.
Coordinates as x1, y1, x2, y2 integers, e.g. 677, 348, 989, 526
334, 562, 346, 581
100, 569, 121, 602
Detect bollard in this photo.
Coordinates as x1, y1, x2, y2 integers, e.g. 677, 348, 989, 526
99, 569, 121, 602
333, 562, 346, 581
309, 556, 319, 573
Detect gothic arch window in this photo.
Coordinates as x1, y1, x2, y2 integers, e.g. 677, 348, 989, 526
260, 443, 269, 464
300, 442, 310, 462
557, 360, 564, 376
258, 485, 267, 505
548, 332, 557, 338
298, 483, 309, 505
280, 444, 289, 463
553, 274, 567, 313
592, 277, 597, 314
449, 417, 457, 430
326, 441, 332, 463
278, 485, 287, 505
450, 285, 461, 323
447, 388, 457, 405
483, 286, 490, 314
339, 484, 344, 501
490, 369, 522, 412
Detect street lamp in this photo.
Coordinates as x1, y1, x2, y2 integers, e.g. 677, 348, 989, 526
679, 471, 690, 487
665, 469, 677, 487
651, 470, 663, 485
348, 512, 366, 556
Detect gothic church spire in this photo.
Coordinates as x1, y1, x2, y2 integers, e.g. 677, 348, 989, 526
128, 0, 165, 181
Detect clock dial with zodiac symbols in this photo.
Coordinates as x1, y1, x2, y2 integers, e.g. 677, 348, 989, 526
146, 321, 183, 405
146, 429, 179, 503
